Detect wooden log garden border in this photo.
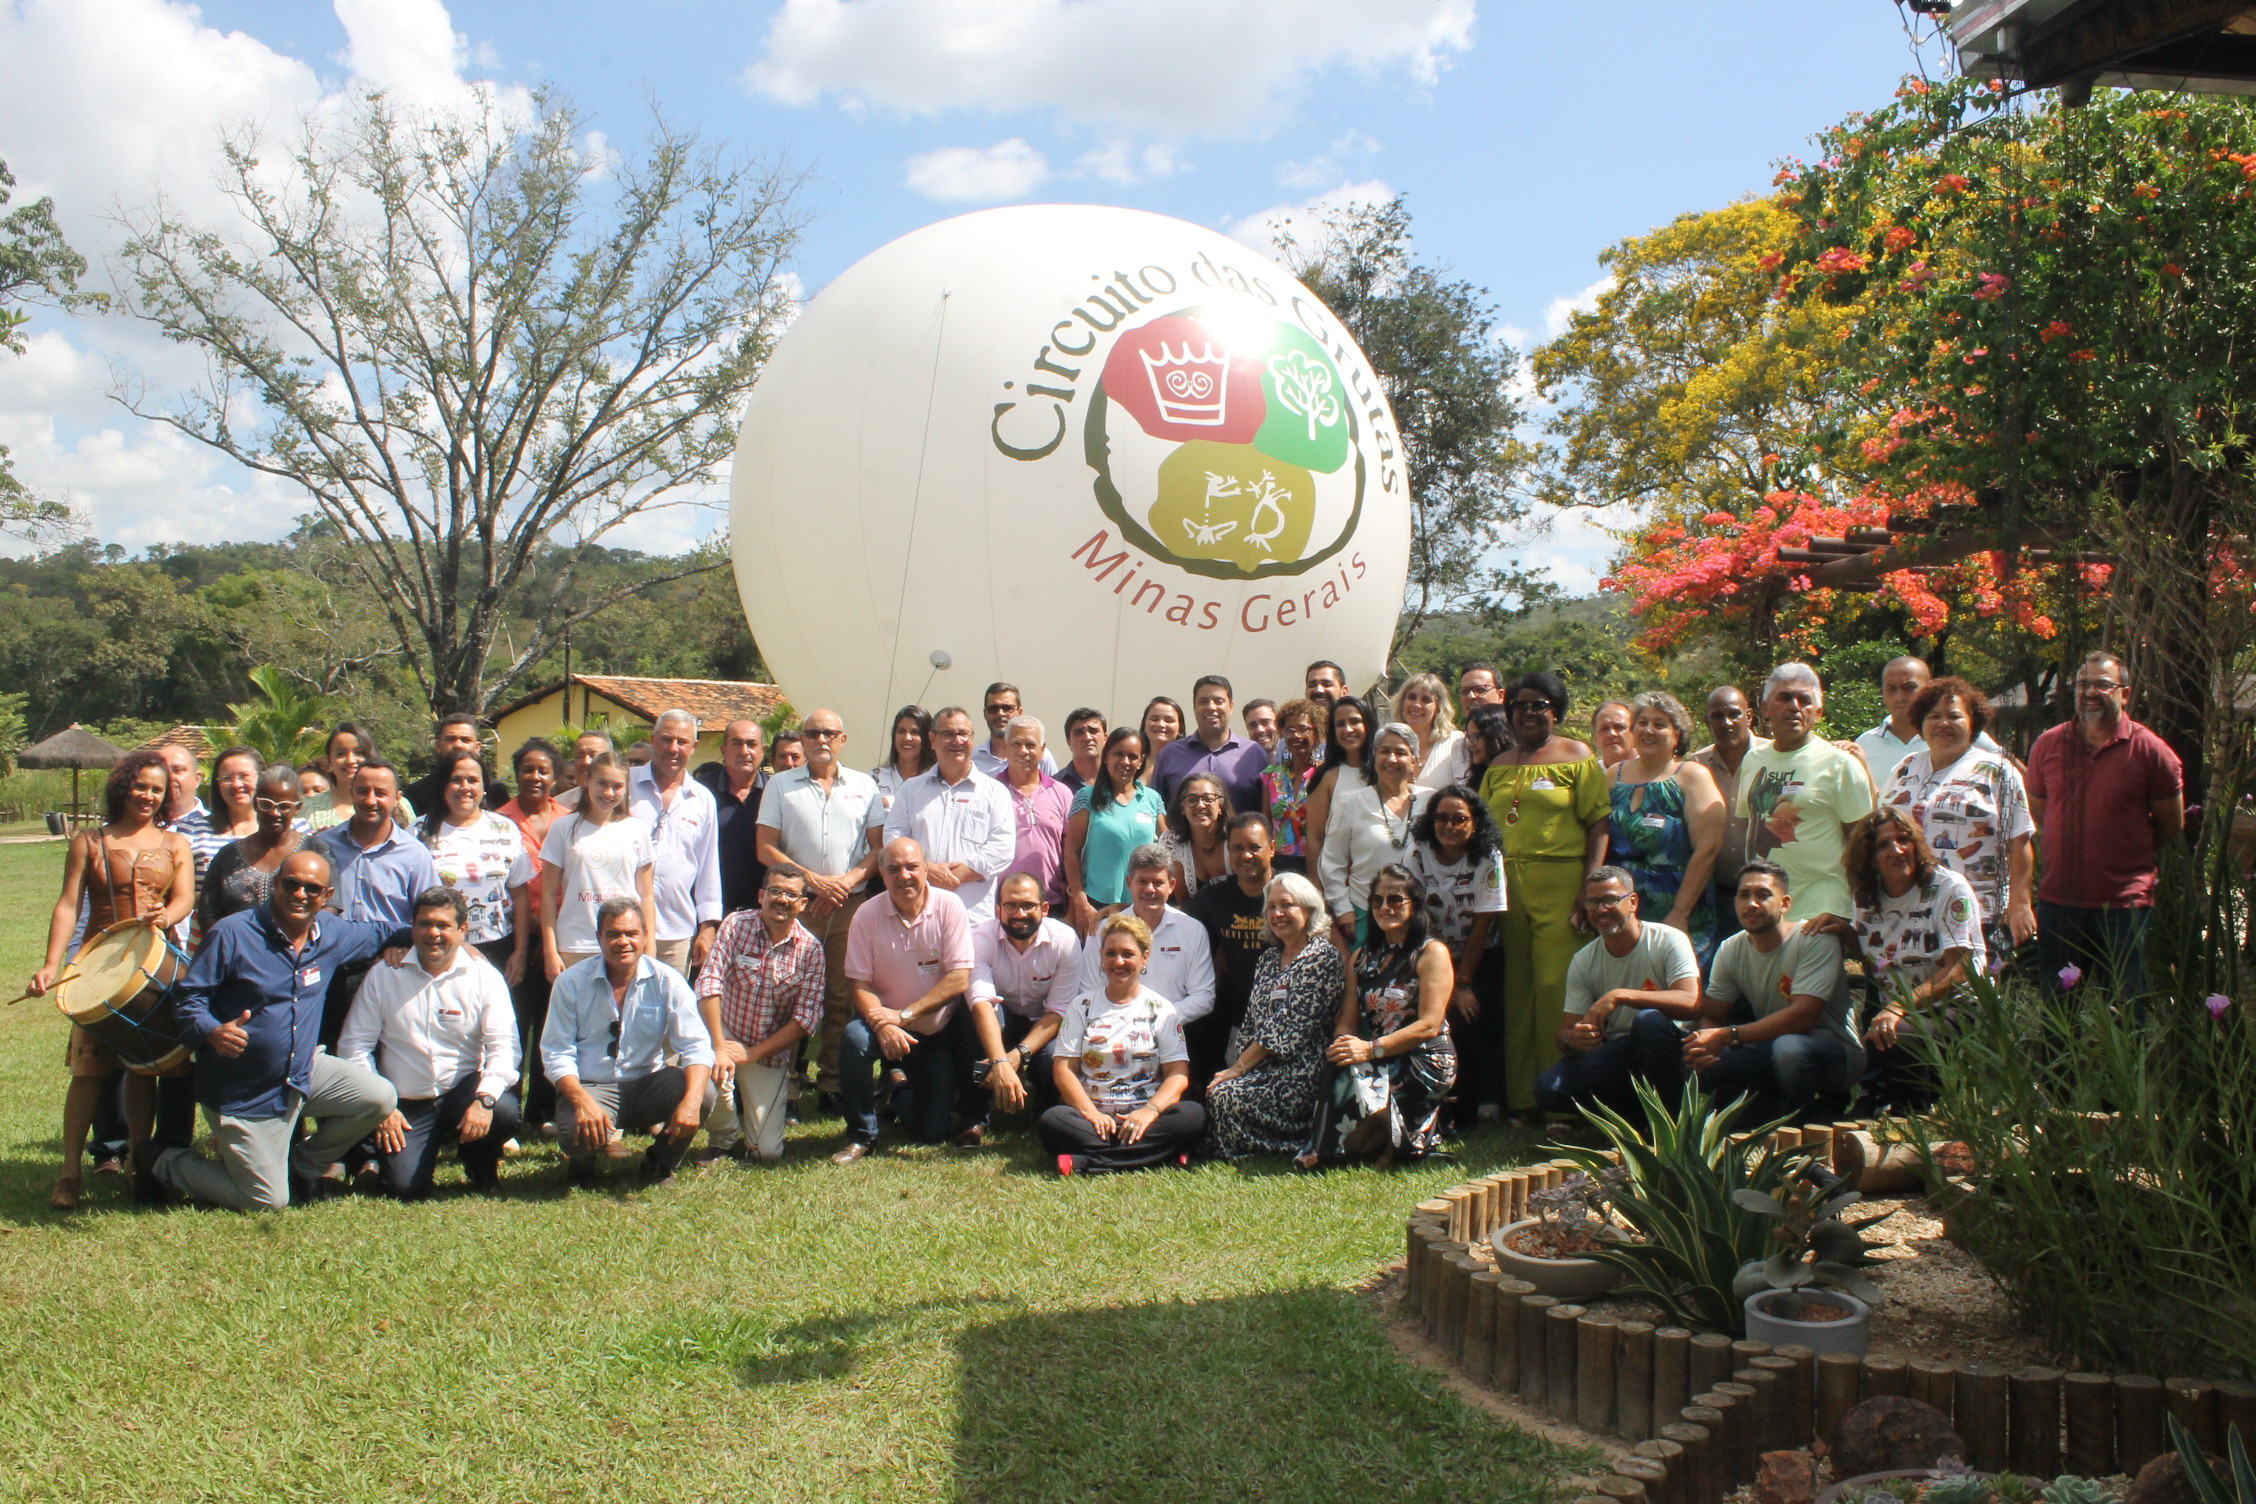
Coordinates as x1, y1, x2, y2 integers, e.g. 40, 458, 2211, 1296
1400, 1132, 2256, 1501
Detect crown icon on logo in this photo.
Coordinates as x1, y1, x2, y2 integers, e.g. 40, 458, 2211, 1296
1139, 340, 1231, 427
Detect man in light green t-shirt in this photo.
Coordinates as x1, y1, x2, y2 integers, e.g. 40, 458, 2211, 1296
1534, 868, 1701, 1119
1734, 663, 1875, 922
1686, 860, 1862, 1121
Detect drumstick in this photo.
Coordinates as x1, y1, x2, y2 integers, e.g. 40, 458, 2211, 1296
5, 965, 83, 1005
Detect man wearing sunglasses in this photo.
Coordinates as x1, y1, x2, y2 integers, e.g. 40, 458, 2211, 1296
1534, 867, 1700, 1121
140, 850, 409, 1210
542, 898, 717, 1189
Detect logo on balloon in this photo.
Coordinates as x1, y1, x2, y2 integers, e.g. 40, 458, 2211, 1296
1087, 306, 1361, 581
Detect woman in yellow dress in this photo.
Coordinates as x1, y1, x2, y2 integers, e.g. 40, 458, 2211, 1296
1481, 672, 1610, 1123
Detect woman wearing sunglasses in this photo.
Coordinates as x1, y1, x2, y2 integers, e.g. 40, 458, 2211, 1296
1481, 671, 1610, 1126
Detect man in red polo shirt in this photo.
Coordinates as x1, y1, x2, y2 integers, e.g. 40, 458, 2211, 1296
2024, 651, 2184, 997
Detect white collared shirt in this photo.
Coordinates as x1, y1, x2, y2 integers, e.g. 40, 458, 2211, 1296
629, 764, 723, 940
756, 764, 880, 876
1074, 905, 1217, 1023
336, 946, 520, 1101
968, 915, 1080, 1020
878, 764, 1018, 922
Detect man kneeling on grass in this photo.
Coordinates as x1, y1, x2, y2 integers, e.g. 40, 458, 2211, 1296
338, 885, 522, 1198
1682, 861, 1863, 1122
541, 898, 715, 1190
1534, 866, 1700, 1122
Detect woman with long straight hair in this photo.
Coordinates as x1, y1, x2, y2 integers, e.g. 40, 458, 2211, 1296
1062, 727, 1164, 937
538, 750, 654, 980
1301, 693, 1374, 883
872, 705, 934, 818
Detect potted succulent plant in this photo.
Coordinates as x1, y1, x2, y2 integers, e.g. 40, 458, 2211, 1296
1489, 1168, 1628, 1300
1734, 1173, 1883, 1354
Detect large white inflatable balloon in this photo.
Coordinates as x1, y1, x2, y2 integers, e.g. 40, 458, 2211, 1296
730, 204, 1410, 744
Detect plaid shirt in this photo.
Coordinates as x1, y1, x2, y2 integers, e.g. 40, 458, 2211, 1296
696, 910, 825, 1046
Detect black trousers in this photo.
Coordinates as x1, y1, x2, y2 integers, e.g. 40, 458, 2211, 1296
556, 1068, 701, 1177
474, 935, 555, 1126
374, 1076, 522, 1199
1036, 1101, 1206, 1173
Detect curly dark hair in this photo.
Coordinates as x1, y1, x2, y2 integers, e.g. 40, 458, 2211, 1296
1907, 675, 1993, 740
1845, 808, 1940, 912
1413, 783, 1500, 866
104, 749, 173, 824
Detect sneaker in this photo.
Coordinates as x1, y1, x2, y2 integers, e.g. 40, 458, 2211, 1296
1056, 1153, 1077, 1177
829, 1141, 873, 1165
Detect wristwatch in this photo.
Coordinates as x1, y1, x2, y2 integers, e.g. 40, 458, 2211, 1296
475, 1093, 498, 1110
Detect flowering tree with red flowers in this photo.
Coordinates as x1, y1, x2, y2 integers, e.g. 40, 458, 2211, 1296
1773, 77, 2256, 782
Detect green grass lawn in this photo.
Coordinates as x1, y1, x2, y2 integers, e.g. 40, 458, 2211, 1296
0, 840, 1577, 1503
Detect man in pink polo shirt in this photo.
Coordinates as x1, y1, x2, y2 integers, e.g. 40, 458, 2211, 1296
2025, 650, 2184, 998
832, 837, 975, 1162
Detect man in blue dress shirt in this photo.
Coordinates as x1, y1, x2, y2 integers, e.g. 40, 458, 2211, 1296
541, 898, 718, 1190
138, 850, 406, 1210
310, 756, 438, 1046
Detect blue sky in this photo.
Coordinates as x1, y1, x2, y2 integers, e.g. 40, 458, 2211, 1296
0, 0, 1949, 587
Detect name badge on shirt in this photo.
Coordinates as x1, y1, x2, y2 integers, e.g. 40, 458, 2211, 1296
300, 967, 322, 988
1642, 814, 1669, 828
917, 958, 941, 974
1531, 777, 1556, 791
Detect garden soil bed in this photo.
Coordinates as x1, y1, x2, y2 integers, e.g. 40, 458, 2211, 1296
1535, 1195, 2052, 1368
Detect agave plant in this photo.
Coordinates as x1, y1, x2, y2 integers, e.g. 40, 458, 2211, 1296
2171, 1418, 2255, 1504
1546, 1077, 1800, 1334
1731, 1173, 1882, 1310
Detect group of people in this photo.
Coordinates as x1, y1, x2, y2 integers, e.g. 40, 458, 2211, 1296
25, 643, 2182, 1207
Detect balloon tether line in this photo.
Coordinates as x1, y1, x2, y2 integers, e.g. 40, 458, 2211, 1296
882, 288, 952, 719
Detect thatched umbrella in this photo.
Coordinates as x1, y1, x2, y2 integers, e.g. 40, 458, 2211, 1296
19, 723, 126, 816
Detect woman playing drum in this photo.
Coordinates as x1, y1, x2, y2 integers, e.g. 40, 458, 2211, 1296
25, 750, 194, 1210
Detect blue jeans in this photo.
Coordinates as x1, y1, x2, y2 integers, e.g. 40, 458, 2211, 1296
372, 1075, 521, 1199
1694, 1009, 1851, 1124
840, 1009, 974, 1146
2037, 902, 2150, 999
1535, 1008, 1685, 1120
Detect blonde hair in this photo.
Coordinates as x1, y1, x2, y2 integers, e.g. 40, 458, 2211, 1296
1098, 912, 1153, 953
1394, 672, 1457, 742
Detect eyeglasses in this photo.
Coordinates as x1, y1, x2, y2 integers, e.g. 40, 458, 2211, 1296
1510, 698, 1559, 714
275, 877, 325, 896
1583, 891, 1632, 911
1371, 893, 1414, 909
2075, 679, 2122, 693
1433, 810, 1473, 827
255, 798, 303, 815
802, 727, 843, 739
762, 887, 808, 903
1184, 794, 1223, 807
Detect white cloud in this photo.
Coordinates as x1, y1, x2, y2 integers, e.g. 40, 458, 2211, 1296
1227, 178, 1394, 255
333, 0, 465, 106
903, 138, 1052, 202
0, 0, 531, 554
745, 0, 1475, 134
1278, 130, 1378, 191
1074, 140, 1179, 186
1542, 275, 1614, 340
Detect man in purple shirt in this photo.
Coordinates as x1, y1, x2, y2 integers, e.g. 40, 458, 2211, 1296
832, 838, 975, 1162
1149, 675, 1269, 814
998, 714, 1072, 907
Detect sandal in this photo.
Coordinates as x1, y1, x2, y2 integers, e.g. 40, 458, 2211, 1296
50, 1175, 82, 1211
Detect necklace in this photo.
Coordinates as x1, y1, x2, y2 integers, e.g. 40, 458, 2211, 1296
1381, 788, 1414, 848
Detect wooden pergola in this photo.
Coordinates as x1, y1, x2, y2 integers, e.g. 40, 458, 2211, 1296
1948, 0, 2256, 103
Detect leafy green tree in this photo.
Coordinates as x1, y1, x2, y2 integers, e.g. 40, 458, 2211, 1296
1777, 79, 2256, 776
116, 90, 804, 716
0, 158, 97, 544
1276, 196, 1541, 661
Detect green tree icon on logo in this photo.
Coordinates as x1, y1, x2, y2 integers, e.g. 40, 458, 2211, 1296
1268, 350, 1341, 442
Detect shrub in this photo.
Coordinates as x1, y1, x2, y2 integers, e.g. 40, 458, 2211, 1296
1920, 966, 2256, 1374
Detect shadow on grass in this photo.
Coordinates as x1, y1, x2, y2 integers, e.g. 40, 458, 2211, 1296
950, 1288, 1570, 1504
